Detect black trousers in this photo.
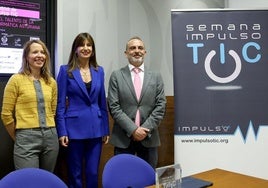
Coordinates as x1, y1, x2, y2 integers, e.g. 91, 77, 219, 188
114, 140, 158, 168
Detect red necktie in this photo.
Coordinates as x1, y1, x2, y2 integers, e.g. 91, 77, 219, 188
133, 67, 141, 126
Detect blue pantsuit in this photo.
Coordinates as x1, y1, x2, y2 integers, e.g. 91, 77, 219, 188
56, 65, 109, 188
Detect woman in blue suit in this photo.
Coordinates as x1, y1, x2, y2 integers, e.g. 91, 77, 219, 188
56, 32, 109, 188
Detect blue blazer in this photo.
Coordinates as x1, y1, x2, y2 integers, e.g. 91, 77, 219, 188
56, 65, 109, 139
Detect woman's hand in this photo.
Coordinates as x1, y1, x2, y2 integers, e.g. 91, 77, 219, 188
102, 136, 109, 144
5, 122, 16, 141
59, 136, 69, 147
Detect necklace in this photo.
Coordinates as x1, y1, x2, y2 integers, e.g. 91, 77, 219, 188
80, 69, 89, 76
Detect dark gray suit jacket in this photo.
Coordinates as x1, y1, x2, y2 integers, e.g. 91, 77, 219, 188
108, 65, 166, 148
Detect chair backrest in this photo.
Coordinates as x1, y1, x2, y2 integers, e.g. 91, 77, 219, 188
102, 154, 156, 188
0, 168, 68, 188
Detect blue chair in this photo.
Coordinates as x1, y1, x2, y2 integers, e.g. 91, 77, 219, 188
0, 168, 67, 188
102, 154, 156, 188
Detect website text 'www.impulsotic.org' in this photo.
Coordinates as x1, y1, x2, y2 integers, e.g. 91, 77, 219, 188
181, 138, 229, 144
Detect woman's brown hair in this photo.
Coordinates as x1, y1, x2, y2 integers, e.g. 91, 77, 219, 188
67, 32, 98, 75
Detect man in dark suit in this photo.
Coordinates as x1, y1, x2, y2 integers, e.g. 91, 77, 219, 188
108, 36, 166, 168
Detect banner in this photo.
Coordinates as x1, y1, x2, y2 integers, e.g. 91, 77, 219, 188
171, 9, 268, 179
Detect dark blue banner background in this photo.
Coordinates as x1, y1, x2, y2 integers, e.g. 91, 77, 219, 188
172, 10, 268, 140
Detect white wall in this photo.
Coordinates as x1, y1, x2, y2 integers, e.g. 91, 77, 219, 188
56, 0, 225, 96
227, 0, 268, 8
56, 0, 268, 180
56, 0, 268, 94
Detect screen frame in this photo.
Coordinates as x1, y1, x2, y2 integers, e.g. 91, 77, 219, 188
46, 0, 57, 76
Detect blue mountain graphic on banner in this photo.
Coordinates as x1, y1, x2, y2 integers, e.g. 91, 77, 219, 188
236, 121, 268, 142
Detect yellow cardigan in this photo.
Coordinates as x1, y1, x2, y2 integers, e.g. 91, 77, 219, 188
1, 74, 57, 129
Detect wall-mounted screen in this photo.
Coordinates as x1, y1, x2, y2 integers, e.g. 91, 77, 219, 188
0, 0, 48, 75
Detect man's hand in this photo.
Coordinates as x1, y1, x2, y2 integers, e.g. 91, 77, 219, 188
132, 127, 150, 141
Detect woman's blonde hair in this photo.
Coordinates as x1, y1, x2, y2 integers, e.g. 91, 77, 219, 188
19, 39, 52, 84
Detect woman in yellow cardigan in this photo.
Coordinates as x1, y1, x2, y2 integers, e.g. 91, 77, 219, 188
1, 40, 59, 172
